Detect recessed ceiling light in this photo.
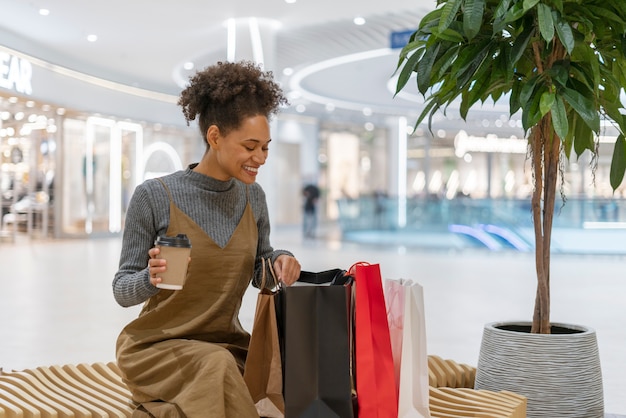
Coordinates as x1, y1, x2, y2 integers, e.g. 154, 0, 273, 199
183, 62, 194, 71
354, 17, 366, 25
39, 9, 50, 16
285, 0, 296, 3
283, 67, 294, 76
87, 34, 98, 42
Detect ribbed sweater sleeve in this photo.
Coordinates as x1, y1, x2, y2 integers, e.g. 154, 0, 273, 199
112, 165, 293, 307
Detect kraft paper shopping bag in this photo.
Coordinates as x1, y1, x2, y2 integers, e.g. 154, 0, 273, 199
244, 259, 285, 418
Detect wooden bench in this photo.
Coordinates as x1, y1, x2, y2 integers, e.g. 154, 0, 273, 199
0, 357, 525, 417
427, 355, 527, 418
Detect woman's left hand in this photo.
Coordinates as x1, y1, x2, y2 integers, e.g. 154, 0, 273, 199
273, 255, 301, 286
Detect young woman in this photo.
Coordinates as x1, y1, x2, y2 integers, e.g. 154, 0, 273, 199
113, 61, 301, 417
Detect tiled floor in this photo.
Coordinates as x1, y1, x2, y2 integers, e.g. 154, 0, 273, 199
1, 225, 624, 415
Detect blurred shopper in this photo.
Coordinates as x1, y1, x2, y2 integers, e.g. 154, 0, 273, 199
302, 183, 320, 238
112, 61, 301, 417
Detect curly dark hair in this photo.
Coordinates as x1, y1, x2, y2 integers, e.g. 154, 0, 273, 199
178, 61, 288, 140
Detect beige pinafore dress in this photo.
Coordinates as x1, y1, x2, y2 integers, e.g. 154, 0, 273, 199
116, 180, 259, 417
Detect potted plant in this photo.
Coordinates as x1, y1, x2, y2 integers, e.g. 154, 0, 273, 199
395, 0, 626, 416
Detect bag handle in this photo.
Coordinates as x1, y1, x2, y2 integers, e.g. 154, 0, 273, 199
266, 258, 281, 290
348, 261, 370, 277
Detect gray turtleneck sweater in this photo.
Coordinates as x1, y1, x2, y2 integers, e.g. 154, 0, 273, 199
112, 164, 293, 308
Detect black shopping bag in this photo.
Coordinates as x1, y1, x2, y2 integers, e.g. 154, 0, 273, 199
274, 269, 354, 418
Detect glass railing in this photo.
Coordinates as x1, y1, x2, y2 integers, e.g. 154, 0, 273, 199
336, 196, 626, 253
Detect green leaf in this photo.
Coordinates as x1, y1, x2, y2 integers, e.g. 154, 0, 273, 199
493, 0, 513, 32
563, 110, 575, 159
395, 49, 422, 95
461, 63, 492, 119
519, 76, 539, 106
436, 28, 466, 43
522, 0, 540, 12
561, 87, 600, 133
419, 99, 444, 133
573, 114, 594, 157
463, 0, 485, 41
537, 3, 555, 43
494, 0, 512, 19
540, 92, 555, 117
432, 46, 460, 79
456, 42, 492, 89
610, 134, 626, 190
522, 87, 544, 131
602, 102, 624, 127
585, 5, 625, 26
418, 8, 443, 31
510, 79, 522, 115
509, 22, 534, 68
417, 43, 441, 94
551, 95, 568, 139
553, 11, 575, 54
547, 61, 570, 87
438, 0, 463, 33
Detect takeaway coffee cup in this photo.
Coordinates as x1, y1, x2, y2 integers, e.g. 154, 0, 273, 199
154, 234, 192, 290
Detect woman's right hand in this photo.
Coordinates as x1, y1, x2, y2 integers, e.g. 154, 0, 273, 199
148, 247, 167, 287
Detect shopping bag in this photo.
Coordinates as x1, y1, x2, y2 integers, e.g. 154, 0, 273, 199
352, 262, 398, 418
275, 268, 354, 418
243, 259, 285, 418
383, 278, 409, 390
384, 279, 431, 418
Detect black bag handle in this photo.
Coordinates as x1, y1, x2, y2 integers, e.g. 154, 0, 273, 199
298, 269, 353, 286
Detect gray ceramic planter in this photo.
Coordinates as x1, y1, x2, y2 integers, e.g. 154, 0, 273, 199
475, 321, 604, 418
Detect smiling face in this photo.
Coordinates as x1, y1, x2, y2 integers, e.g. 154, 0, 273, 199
200, 114, 271, 184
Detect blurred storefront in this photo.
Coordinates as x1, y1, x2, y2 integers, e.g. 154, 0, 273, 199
0, 47, 199, 242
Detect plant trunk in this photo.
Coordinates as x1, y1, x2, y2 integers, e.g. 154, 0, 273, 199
530, 39, 565, 334
531, 113, 561, 334
530, 121, 549, 334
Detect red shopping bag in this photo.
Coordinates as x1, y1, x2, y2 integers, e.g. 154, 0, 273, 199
352, 262, 398, 418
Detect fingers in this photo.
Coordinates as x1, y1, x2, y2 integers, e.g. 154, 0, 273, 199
148, 247, 166, 287
274, 255, 301, 287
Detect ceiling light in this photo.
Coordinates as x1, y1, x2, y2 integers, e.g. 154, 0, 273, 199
296, 104, 306, 113
183, 62, 194, 70
354, 17, 366, 25
39, 9, 50, 16
285, 0, 296, 3
283, 67, 293, 76
87, 34, 98, 42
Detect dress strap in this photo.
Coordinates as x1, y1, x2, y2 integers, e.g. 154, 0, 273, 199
157, 178, 174, 203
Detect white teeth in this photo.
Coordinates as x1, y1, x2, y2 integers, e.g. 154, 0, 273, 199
244, 166, 258, 173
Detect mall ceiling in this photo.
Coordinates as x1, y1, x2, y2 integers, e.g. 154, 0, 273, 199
0, 0, 523, 136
